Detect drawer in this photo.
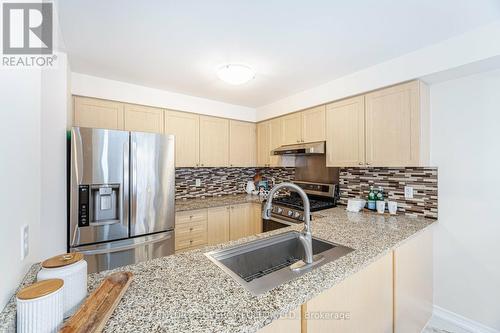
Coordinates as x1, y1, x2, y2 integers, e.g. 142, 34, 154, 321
175, 232, 207, 250
176, 209, 207, 225
176, 220, 207, 237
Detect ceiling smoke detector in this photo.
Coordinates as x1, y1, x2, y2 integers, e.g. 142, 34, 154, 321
217, 64, 255, 85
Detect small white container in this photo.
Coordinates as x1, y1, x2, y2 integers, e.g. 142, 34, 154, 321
37, 253, 87, 318
347, 198, 366, 212
388, 201, 398, 215
17, 279, 64, 333
376, 201, 386, 214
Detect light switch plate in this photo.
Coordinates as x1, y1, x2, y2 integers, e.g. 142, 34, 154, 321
195, 179, 201, 187
21, 224, 29, 260
404, 186, 414, 199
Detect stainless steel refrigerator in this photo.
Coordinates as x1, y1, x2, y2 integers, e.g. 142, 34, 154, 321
69, 127, 175, 273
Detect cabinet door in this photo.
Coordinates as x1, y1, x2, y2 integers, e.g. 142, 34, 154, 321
165, 110, 200, 167
281, 113, 302, 145
326, 96, 366, 167
229, 120, 256, 167
394, 227, 433, 333
123, 104, 164, 133
256, 121, 270, 167
257, 307, 301, 333
199, 116, 229, 167
207, 206, 230, 245
229, 204, 251, 241
301, 105, 326, 143
365, 81, 420, 166
306, 253, 393, 333
252, 203, 262, 235
269, 118, 283, 167
74, 96, 124, 130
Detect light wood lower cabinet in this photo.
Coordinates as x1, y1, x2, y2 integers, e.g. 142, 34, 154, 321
306, 253, 393, 333
229, 204, 252, 241
74, 96, 124, 130
393, 227, 433, 333
257, 307, 301, 333
175, 209, 208, 252
207, 206, 230, 245
123, 104, 164, 133
179, 203, 259, 250
252, 203, 262, 235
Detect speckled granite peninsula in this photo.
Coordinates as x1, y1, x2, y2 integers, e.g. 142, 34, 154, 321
0, 207, 436, 333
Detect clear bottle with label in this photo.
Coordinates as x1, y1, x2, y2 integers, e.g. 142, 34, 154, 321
376, 186, 384, 201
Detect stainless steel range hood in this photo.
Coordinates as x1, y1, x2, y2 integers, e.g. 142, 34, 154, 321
271, 141, 325, 155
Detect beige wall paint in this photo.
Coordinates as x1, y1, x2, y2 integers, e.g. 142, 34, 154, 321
430, 69, 500, 330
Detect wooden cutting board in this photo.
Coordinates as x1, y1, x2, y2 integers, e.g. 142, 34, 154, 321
60, 272, 133, 333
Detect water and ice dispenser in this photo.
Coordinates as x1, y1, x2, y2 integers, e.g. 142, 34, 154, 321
78, 184, 120, 227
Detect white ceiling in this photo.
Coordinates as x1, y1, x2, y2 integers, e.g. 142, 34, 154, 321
56, 0, 500, 108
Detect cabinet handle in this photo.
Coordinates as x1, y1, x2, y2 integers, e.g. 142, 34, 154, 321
189, 215, 193, 219
201, 164, 204, 166
366, 163, 371, 166
226, 207, 230, 210
189, 227, 193, 231
358, 162, 363, 165
196, 163, 199, 167
189, 240, 193, 244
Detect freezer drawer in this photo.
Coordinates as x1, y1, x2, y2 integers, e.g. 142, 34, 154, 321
71, 231, 174, 273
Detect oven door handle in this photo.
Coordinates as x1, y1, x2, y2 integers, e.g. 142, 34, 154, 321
267, 217, 297, 227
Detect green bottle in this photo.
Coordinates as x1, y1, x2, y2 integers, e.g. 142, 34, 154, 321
367, 186, 376, 210
376, 187, 384, 201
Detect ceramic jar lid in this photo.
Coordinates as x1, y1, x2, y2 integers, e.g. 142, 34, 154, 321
41, 252, 83, 269
17, 279, 64, 300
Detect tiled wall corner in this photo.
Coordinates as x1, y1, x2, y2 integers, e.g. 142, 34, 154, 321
339, 167, 438, 219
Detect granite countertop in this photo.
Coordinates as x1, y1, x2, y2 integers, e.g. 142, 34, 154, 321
175, 193, 264, 212
0, 208, 437, 333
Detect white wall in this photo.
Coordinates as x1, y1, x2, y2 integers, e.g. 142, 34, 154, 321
257, 20, 500, 121
39, 52, 71, 260
0, 69, 42, 309
71, 73, 257, 122
430, 69, 500, 330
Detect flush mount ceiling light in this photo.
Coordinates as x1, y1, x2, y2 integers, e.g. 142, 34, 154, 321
217, 64, 255, 85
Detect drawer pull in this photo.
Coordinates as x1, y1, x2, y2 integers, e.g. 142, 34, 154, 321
189, 227, 193, 231
189, 215, 193, 219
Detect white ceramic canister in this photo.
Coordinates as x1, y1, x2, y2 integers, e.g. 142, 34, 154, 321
17, 279, 64, 333
37, 253, 87, 318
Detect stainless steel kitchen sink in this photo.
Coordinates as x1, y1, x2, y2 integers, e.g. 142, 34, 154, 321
205, 231, 354, 295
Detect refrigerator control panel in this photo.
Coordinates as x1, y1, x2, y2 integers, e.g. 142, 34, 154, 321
78, 185, 90, 227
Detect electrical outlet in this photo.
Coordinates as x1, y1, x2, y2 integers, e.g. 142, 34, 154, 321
404, 186, 414, 199
21, 224, 29, 260
195, 179, 201, 187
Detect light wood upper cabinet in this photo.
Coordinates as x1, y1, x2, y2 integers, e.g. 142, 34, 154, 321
229, 120, 256, 167
365, 81, 429, 166
281, 113, 302, 145
123, 104, 164, 133
207, 206, 230, 245
269, 118, 283, 167
165, 110, 200, 167
306, 253, 393, 333
326, 96, 366, 167
301, 105, 326, 143
74, 96, 124, 130
199, 116, 229, 167
229, 204, 252, 241
256, 121, 271, 167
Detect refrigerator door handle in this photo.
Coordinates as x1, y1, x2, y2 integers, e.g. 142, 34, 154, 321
75, 232, 173, 256
89, 220, 120, 227
130, 138, 138, 234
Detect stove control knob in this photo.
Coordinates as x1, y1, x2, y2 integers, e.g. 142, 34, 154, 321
276, 207, 283, 214
294, 212, 301, 219
287, 210, 294, 217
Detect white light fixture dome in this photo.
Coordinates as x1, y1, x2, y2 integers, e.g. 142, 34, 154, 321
217, 64, 255, 85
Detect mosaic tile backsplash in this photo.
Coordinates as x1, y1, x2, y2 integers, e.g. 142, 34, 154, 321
175, 167, 295, 199
338, 167, 438, 219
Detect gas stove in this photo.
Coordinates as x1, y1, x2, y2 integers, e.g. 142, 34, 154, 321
265, 181, 338, 227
